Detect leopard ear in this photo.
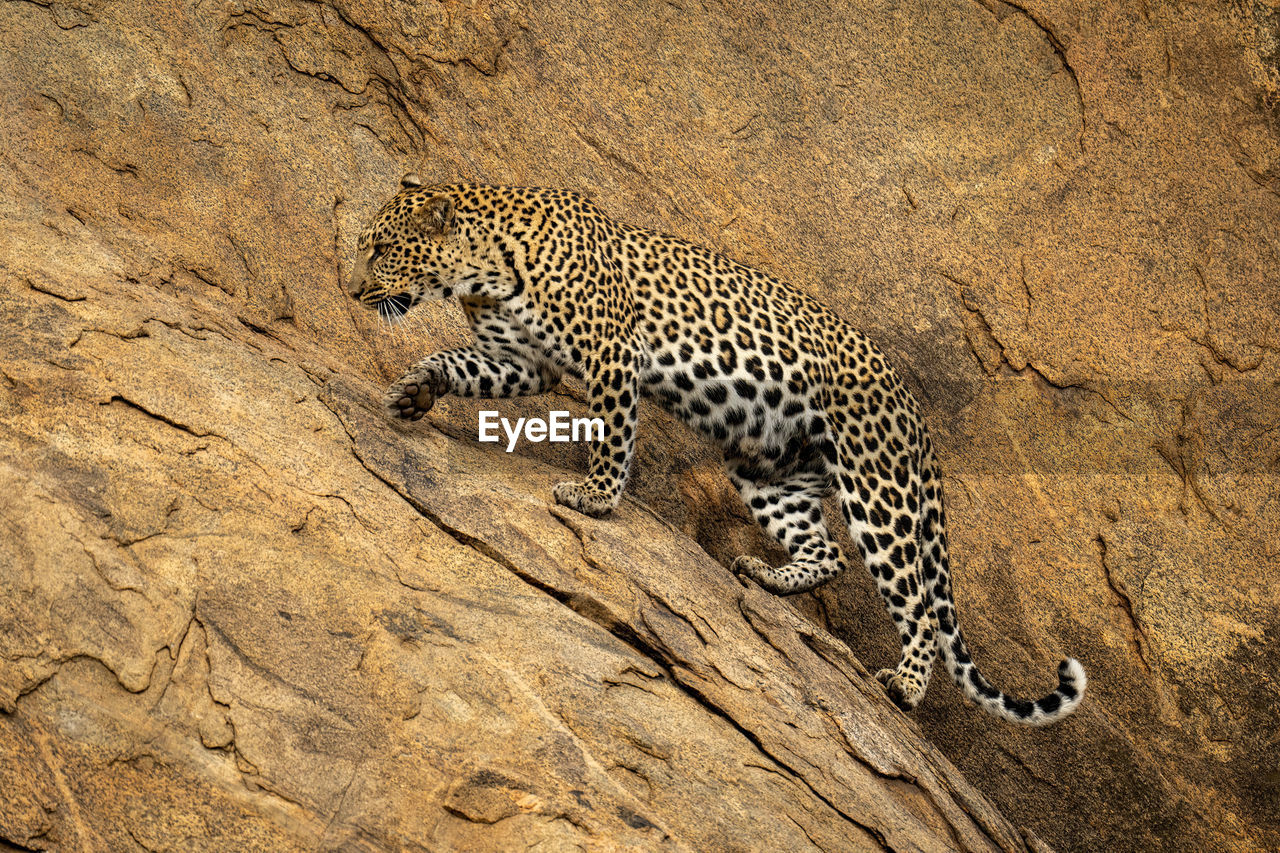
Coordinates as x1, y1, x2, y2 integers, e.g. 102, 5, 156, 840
413, 195, 454, 234
400, 172, 423, 189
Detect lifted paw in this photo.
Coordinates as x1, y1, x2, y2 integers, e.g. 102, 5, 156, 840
383, 368, 446, 421
553, 481, 615, 518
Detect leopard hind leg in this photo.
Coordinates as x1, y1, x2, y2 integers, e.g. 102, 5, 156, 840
833, 448, 938, 711
726, 460, 847, 595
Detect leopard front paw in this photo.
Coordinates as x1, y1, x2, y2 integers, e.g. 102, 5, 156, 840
383, 367, 447, 422
875, 668, 924, 711
552, 481, 616, 518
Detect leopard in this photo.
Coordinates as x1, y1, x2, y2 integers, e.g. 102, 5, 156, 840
348, 175, 1087, 726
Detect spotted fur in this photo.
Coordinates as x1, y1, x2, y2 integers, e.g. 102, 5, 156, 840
349, 175, 1087, 725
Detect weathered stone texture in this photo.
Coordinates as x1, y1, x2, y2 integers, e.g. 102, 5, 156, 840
1, 0, 1277, 850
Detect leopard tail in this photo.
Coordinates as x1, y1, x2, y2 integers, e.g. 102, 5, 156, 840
918, 443, 1087, 726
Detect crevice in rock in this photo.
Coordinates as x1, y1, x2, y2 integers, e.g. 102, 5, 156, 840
785, 812, 828, 853
938, 270, 1015, 373
75, 535, 148, 593
235, 316, 294, 349
71, 325, 150, 347
573, 127, 651, 182
344, 442, 575, 606
197, 614, 360, 732
973, 0, 1086, 151
151, 609, 199, 711
125, 825, 165, 852
992, 742, 1063, 791
105, 394, 217, 441
663, 667, 896, 853
1152, 397, 1244, 534
941, 271, 1136, 425
221, 1, 431, 150
1094, 532, 1152, 672
9, 651, 144, 709
737, 599, 1009, 850
25, 275, 86, 302
1184, 333, 1266, 379
71, 144, 140, 180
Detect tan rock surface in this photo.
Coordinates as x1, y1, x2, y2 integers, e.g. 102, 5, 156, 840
0, 191, 1040, 851
1, 0, 1277, 851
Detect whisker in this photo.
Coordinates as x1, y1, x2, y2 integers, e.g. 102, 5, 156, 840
408, 301, 428, 339
392, 306, 406, 346
367, 292, 422, 349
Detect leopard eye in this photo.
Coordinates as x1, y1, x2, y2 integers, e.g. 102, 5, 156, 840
370, 244, 388, 263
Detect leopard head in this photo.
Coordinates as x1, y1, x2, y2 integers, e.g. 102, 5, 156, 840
348, 175, 501, 322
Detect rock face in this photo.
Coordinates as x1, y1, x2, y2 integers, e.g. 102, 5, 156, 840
1, 0, 1277, 851
0, 280, 1040, 851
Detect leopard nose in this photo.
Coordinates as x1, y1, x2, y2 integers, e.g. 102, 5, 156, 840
347, 271, 366, 299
